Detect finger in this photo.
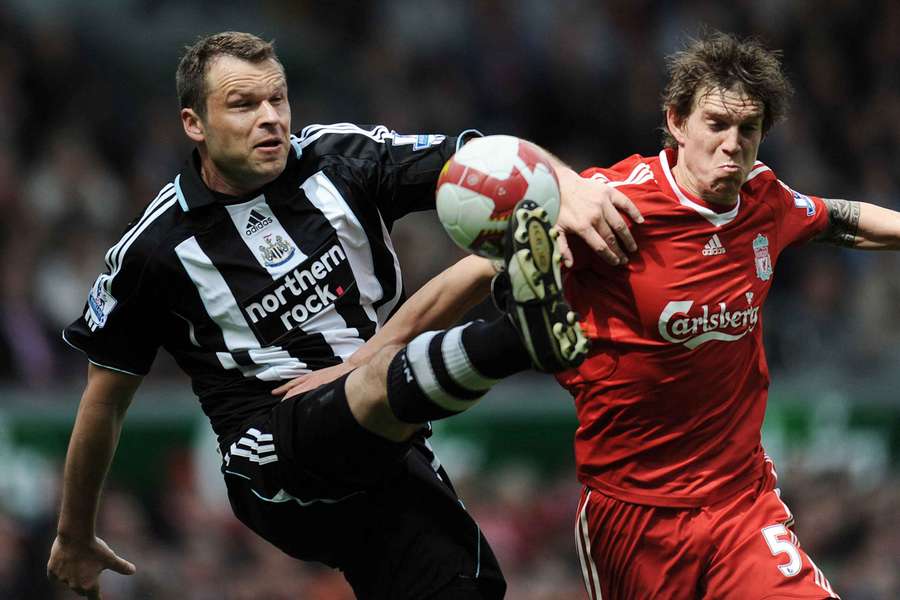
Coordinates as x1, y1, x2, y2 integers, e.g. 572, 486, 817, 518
592, 221, 627, 264
107, 555, 136, 575
602, 202, 637, 253
576, 227, 620, 266
272, 376, 306, 395
555, 229, 573, 268
610, 190, 644, 223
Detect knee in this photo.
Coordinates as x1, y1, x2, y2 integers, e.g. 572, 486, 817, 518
344, 344, 419, 442
357, 344, 404, 391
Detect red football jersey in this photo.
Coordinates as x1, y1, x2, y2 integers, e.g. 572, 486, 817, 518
557, 148, 830, 507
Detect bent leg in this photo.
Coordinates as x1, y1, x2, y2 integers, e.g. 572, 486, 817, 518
344, 319, 534, 442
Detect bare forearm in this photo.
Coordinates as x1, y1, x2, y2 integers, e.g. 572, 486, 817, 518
350, 255, 494, 366
853, 202, 900, 249
57, 367, 138, 541
57, 401, 126, 540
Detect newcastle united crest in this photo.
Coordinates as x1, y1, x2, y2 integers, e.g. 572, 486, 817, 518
259, 234, 296, 268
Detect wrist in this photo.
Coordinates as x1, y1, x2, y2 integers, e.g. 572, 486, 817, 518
56, 529, 95, 545
554, 167, 583, 202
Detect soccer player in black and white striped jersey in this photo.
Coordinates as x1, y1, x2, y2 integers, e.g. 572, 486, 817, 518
47, 32, 641, 600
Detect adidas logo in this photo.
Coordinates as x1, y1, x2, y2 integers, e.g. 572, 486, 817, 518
702, 234, 726, 256
246, 209, 273, 236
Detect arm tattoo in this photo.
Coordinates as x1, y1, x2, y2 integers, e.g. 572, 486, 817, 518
819, 198, 861, 247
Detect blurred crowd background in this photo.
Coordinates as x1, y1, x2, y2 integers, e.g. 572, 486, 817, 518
2, 1, 900, 598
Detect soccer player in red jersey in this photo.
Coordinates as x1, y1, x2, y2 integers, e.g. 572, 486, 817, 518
556, 32, 900, 599
280, 30, 900, 600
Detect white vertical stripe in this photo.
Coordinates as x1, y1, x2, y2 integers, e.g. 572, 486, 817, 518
176, 237, 261, 350
576, 490, 603, 600
175, 236, 307, 380
301, 172, 381, 326
224, 196, 308, 276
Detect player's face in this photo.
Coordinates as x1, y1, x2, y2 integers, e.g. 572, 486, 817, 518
185, 55, 291, 195
667, 87, 764, 205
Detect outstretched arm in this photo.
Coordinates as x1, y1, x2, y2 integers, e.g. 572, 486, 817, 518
273, 254, 496, 398
818, 199, 900, 250
48, 363, 140, 598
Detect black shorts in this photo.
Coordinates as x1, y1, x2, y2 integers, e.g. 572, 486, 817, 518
220, 375, 506, 599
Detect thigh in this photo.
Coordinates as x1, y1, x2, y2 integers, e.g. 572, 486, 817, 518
271, 374, 413, 499
576, 488, 705, 600
224, 397, 505, 599
704, 486, 839, 599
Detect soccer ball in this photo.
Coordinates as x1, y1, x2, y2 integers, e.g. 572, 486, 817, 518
436, 135, 560, 259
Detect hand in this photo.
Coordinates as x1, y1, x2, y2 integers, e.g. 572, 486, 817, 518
272, 362, 357, 400
47, 535, 135, 599
556, 171, 644, 267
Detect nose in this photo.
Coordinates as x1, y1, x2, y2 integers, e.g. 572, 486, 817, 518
721, 127, 741, 155
258, 100, 280, 125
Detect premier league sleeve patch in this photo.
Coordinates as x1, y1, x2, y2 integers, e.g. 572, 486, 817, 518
86, 276, 118, 330
778, 180, 816, 216
389, 132, 446, 150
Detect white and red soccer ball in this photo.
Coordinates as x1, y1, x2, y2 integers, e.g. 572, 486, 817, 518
436, 135, 560, 259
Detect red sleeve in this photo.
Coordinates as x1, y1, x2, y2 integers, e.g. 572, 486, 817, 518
772, 179, 830, 250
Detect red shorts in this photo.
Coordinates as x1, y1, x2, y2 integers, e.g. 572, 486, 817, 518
575, 467, 839, 599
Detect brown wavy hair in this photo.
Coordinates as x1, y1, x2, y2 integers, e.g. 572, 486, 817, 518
661, 30, 793, 148
176, 31, 281, 119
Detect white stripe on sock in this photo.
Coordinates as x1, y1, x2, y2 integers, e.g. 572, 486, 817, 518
441, 325, 500, 391
406, 331, 482, 412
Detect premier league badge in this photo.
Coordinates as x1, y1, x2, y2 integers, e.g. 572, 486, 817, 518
753, 234, 772, 281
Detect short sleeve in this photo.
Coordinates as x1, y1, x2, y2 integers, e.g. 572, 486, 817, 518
294, 123, 463, 225
773, 179, 830, 250
63, 238, 163, 376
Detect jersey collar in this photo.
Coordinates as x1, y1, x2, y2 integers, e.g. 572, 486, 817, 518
174, 145, 300, 212
657, 149, 740, 228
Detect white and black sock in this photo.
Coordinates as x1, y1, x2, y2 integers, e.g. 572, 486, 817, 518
386, 319, 531, 423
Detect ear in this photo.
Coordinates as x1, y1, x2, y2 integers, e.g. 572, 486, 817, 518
666, 107, 687, 146
181, 108, 205, 144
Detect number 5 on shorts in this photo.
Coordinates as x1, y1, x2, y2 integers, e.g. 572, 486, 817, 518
761, 524, 802, 576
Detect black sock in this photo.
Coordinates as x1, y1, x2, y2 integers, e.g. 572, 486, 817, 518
459, 317, 533, 378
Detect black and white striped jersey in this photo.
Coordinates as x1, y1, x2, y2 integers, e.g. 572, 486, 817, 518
63, 123, 462, 440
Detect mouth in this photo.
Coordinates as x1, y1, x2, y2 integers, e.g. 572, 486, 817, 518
254, 138, 284, 151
